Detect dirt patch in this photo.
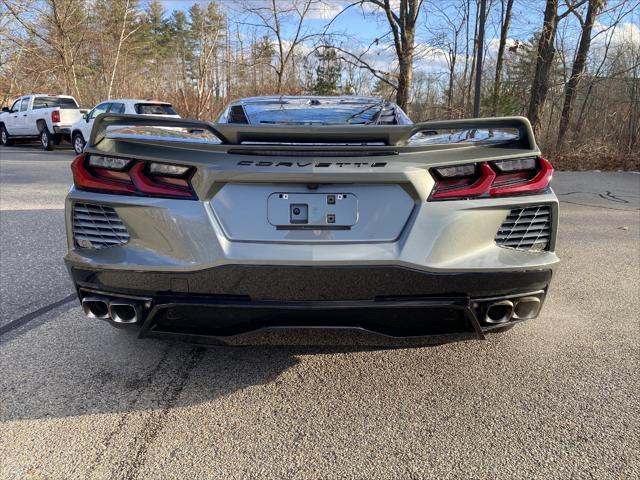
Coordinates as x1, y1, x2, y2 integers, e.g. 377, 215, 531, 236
546, 150, 640, 171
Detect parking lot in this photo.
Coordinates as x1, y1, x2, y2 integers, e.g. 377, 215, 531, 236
0, 144, 638, 479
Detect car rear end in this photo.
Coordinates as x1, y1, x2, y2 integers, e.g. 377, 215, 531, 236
36, 95, 83, 137
64, 113, 558, 344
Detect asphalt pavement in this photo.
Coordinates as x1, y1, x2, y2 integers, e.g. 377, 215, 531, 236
0, 144, 638, 479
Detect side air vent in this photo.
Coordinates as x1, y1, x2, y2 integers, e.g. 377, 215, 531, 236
73, 203, 130, 249
495, 205, 552, 251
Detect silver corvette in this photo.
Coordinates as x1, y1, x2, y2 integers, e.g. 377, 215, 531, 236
64, 96, 558, 343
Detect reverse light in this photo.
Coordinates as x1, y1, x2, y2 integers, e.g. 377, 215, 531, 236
429, 157, 553, 200
71, 154, 196, 199
493, 157, 536, 172
148, 162, 190, 176
88, 155, 131, 170
435, 164, 477, 178
51, 110, 60, 123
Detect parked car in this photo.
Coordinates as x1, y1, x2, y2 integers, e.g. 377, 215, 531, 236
0, 94, 86, 150
66, 96, 558, 344
70, 99, 180, 154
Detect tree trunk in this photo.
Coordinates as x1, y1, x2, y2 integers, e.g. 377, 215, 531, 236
108, 0, 131, 99
556, 0, 602, 151
491, 0, 514, 116
527, 0, 559, 132
396, 24, 415, 111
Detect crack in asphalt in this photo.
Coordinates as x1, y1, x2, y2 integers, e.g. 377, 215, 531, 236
0, 293, 77, 338
88, 343, 175, 478
557, 190, 640, 211
112, 347, 206, 480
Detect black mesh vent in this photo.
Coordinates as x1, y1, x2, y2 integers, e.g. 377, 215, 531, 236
495, 205, 552, 251
73, 203, 130, 249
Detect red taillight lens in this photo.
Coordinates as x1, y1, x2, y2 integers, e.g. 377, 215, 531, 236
51, 110, 60, 123
429, 157, 553, 200
71, 154, 196, 199
490, 157, 553, 196
431, 163, 496, 199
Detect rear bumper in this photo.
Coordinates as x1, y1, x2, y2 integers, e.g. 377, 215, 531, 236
53, 126, 71, 135
69, 264, 552, 343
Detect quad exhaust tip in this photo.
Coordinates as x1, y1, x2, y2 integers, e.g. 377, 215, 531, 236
483, 296, 543, 325
485, 300, 514, 324
81, 295, 142, 324
81, 296, 110, 319
108, 300, 140, 324
513, 296, 541, 320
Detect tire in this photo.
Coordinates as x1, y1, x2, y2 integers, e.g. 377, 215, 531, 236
40, 126, 54, 151
0, 125, 12, 146
72, 132, 85, 154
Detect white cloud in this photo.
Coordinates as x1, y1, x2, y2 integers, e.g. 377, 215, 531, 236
306, 1, 345, 20
359, 0, 401, 13
593, 21, 640, 48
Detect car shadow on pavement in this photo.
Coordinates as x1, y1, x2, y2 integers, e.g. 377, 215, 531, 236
1, 307, 421, 423
0, 141, 74, 152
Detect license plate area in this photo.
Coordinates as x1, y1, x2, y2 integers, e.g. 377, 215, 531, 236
267, 192, 358, 228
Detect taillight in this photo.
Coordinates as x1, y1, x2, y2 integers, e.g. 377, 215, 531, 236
429, 157, 553, 200
431, 163, 496, 199
51, 110, 60, 123
490, 157, 553, 196
71, 154, 196, 199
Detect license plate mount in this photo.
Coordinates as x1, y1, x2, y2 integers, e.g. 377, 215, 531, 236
267, 192, 358, 228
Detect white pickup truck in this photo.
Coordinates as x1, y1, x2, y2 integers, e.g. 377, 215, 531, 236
0, 94, 86, 150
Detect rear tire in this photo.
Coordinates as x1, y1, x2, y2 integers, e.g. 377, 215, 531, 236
40, 126, 54, 151
0, 125, 12, 146
72, 132, 85, 154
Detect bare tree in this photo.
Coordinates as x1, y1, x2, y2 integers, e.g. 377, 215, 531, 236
491, 0, 514, 115
241, 0, 321, 92
3, 0, 88, 101
555, 0, 603, 150
527, 0, 588, 131
106, 0, 139, 99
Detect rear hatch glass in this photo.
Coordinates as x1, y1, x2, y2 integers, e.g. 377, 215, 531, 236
243, 101, 384, 125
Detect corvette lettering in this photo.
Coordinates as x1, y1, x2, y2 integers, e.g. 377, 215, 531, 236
236, 160, 387, 168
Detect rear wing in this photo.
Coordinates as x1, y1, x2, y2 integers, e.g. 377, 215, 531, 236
89, 113, 537, 150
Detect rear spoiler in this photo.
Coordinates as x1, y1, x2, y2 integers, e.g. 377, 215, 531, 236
89, 114, 537, 150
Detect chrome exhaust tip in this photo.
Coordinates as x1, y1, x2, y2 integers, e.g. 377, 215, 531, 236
513, 296, 542, 320
108, 300, 140, 324
484, 300, 514, 324
81, 296, 110, 319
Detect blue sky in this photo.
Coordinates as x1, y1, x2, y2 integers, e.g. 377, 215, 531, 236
155, 0, 639, 74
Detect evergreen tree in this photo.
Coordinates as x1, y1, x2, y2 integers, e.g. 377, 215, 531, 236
312, 47, 341, 95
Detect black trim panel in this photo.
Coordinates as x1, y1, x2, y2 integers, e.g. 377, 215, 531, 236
68, 263, 552, 301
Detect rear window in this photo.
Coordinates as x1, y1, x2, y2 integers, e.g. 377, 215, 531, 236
241, 101, 385, 125
134, 103, 177, 115
32, 97, 79, 109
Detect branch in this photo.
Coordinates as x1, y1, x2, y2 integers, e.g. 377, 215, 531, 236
325, 44, 398, 89
558, 0, 589, 20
